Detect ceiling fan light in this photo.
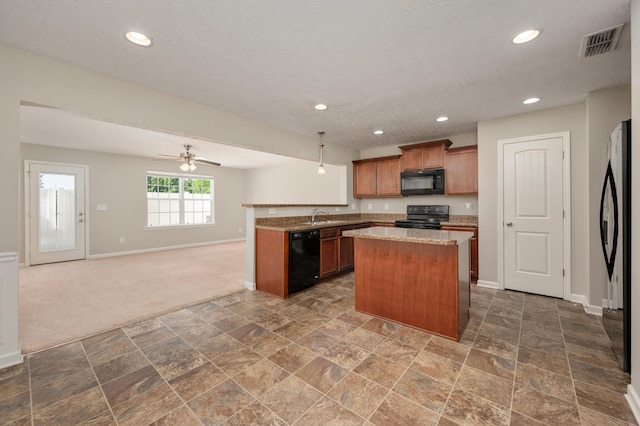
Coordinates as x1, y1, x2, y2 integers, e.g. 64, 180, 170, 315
317, 163, 326, 174
189, 163, 197, 171
179, 162, 190, 171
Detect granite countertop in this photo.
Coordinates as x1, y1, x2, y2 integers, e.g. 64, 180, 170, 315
256, 219, 375, 232
343, 226, 473, 246
440, 221, 478, 228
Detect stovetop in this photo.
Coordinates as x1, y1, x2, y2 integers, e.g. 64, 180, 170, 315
395, 205, 450, 229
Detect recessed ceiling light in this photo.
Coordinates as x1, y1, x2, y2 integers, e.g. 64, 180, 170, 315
512, 29, 540, 44
374, 130, 384, 135
125, 31, 153, 47
314, 104, 328, 111
523, 97, 540, 104
436, 116, 449, 122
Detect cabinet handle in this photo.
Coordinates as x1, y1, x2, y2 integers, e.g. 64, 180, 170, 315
506, 222, 513, 227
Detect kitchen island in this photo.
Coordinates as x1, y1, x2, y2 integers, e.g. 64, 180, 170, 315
342, 227, 473, 341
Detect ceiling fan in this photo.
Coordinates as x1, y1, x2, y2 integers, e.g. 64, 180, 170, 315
158, 144, 221, 171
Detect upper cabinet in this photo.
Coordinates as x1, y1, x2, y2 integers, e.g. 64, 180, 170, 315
445, 145, 478, 195
399, 139, 452, 171
353, 155, 401, 198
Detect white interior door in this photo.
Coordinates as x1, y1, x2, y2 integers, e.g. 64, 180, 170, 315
28, 162, 86, 265
503, 135, 565, 298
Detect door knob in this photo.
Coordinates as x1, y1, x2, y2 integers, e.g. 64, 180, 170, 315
506, 222, 513, 226
78, 212, 84, 216
79, 219, 84, 223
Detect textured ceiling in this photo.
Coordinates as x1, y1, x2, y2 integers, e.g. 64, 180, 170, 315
0, 0, 632, 153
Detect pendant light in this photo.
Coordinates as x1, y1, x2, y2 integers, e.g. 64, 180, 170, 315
317, 131, 326, 175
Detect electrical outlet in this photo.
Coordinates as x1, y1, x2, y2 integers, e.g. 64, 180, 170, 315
466, 203, 472, 210
238, 227, 243, 233
335, 207, 340, 212
367, 204, 372, 210
268, 208, 276, 214
119, 237, 125, 243
384, 203, 389, 210
350, 203, 356, 210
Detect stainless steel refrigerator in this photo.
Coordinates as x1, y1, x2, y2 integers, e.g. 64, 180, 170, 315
601, 119, 631, 373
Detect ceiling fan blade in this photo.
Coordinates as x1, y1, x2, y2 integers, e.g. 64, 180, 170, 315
157, 154, 181, 159
194, 158, 221, 166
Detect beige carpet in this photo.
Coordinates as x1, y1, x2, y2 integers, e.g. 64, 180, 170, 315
19, 241, 246, 354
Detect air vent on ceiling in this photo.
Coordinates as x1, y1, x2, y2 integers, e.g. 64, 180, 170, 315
580, 24, 624, 57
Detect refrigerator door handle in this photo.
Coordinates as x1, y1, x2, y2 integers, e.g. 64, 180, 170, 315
599, 161, 619, 281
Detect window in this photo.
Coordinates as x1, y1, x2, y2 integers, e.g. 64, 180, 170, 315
146, 173, 214, 227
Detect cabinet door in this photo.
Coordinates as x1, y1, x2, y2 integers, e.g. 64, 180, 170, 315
255, 229, 288, 298
339, 235, 354, 270
421, 145, 446, 169
441, 225, 478, 283
445, 146, 478, 194
375, 158, 401, 196
401, 148, 422, 171
353, 162, 377, 198
320, 237, 339, 277
470, 234, 478, 283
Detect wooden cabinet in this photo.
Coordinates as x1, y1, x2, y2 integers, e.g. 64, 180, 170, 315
399, 139, 452, 171
445, 145, 478, 195
353, 161, 377, 198
376, 157, 401, 196
441, 225, 479, 283
339, 230, 354, 271
338, 223, 370, 271
320, 227, 339, 278
255, 228, 289, 298
256, 222, 375, 297
369, 222, 396, 228
353, 156, 401, 198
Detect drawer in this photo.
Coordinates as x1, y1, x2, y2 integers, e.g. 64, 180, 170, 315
321, 227, 339, 239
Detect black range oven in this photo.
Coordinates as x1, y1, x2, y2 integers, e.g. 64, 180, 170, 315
395, 205, 450, 229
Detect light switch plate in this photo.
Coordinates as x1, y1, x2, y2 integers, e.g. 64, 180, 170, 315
97, 204, 107, 211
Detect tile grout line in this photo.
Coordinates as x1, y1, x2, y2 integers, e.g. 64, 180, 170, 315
79, 340, 121, 425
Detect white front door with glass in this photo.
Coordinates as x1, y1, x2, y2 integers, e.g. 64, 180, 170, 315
27, 162, 87, 265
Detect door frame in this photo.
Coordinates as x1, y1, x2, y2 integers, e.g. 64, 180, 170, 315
497, 131, 572, 300
24, 160, 90, 266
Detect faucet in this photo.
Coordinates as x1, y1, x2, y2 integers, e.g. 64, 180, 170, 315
311, 208, 330, 223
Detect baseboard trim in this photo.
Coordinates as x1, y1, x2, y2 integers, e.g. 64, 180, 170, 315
568, 293, 602, 316
87, 238, 246, 259
584, 303, 603, 316
0, 351, 23, 369
626, 384, 640, 423
476, 280, 500, 289
245, 281, 256, 291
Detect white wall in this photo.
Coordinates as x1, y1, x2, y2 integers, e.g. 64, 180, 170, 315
0, 43, 359, 360
245, 160, 347, 205
477, 103, 587, 294
477, 87, 631, 304
20, 144, 248, 259
629, 0, 640, 414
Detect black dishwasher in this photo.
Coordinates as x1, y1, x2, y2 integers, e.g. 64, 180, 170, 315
289, 229, 320, 294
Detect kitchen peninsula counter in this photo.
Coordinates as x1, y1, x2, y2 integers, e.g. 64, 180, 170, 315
343, 227, 473, 341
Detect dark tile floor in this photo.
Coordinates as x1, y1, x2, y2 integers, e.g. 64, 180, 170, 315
0, 273, 637, 425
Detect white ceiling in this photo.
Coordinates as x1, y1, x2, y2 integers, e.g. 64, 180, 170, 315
19, 105, 296, 169
0, 0, 632, 160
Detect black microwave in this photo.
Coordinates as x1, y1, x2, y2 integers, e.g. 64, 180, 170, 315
400, 169, 445, 196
